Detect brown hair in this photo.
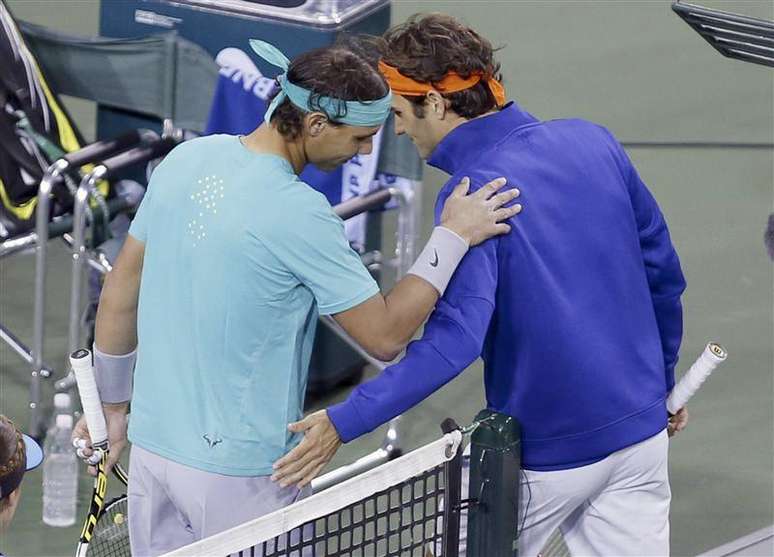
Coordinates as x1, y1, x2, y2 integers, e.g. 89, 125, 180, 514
0, 416, 24, 511
380, 13, 503, 119
269, 45, 389, 140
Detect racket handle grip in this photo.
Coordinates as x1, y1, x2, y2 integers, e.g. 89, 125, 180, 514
667, 342, 727, 414
70, 349, 109, 449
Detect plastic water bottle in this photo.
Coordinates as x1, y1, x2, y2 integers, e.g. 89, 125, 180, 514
52, 392, 71, 415
42, 412, 78, 526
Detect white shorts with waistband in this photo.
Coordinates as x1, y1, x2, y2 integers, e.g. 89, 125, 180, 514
128, 444, 309, 557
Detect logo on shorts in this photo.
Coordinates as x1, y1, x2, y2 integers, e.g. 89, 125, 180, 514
203, 434, 223, 448
430, 249, 439, 267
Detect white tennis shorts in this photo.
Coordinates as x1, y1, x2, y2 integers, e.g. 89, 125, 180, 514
127, 444, 309, 556
459, 428, 671, 556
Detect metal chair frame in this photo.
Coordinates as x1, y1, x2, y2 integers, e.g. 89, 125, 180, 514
0, 130, 177, 437
673, 1, 774, 68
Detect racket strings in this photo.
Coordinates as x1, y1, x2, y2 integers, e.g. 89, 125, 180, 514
90, 496, 131, 557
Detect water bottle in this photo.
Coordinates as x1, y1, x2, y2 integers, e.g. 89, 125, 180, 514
52, 392, 71, 414
42, 411, 78, 527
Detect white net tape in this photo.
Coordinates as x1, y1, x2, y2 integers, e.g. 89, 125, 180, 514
163, 430, 463, 557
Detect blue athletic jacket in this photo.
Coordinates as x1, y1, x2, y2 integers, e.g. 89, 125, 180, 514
328, 102, 686, 470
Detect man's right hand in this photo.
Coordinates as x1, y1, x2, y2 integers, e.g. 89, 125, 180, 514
668, 406, 689, 437
440, 176, 522, 246
72, 402, 129, 476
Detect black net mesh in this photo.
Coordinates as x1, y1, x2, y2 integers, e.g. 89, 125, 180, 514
242, 464, 450, 557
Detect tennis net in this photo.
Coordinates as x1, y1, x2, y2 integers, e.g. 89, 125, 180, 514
163, 429, 464, 557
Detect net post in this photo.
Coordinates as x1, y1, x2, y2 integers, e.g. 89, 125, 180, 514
468, 409, 521, 557
441, 418, 463, 557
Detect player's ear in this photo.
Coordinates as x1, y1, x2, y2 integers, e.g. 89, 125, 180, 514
306, 113, 329, 137
426, 91, 447, 119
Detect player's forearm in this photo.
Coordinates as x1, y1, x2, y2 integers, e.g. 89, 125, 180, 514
330, 341, 461, 441
375, 225, 472, 354
376, 275, 441, 357
92, 271, 140, 404
330, 296, 493, 441
335, 226, 470, 360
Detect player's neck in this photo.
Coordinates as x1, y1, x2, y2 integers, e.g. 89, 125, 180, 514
242, 124, 307, 175
440, 109, 498, 141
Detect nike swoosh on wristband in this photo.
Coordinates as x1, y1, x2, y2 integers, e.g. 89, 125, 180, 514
430, 249, 439, 267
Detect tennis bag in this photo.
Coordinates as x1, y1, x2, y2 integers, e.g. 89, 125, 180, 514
0, 0, 97, 240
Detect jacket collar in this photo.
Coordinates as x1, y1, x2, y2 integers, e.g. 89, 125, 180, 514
427, 101, 539, 175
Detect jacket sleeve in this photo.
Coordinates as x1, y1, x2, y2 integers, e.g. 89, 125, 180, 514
620, 144, 687, 391
327, 179, 499, 441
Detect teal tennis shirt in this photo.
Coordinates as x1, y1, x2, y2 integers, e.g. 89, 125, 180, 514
127, 135, 379, 475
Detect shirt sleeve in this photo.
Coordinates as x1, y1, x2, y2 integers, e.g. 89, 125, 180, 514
128, 161, 166, 243
128, 183, 153, 243
328, 179, 499, 442
265, 194, 379, 315
616, 141, 687, 391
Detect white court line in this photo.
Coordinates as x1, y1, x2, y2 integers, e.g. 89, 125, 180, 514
696, 525, 774, 557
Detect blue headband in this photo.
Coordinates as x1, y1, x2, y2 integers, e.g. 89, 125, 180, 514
249, 39, 392, 128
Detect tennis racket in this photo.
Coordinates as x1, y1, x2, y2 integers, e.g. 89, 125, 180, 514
70, 348, 131, 557
667, 342, 727, 414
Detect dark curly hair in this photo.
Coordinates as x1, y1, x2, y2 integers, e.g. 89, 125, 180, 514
269, 45, 389, 140
380, 13, 503, 119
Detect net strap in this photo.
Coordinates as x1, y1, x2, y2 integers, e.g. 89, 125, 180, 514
162, 430, 463, 557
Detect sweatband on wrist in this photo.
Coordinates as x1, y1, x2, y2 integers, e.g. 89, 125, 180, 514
93, 345, 136, 404
407, 226, 469, 296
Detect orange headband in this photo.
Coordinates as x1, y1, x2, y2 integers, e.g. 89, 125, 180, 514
378, 60, 506, 107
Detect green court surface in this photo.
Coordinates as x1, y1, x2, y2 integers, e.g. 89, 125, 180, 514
1, 1, 771, 555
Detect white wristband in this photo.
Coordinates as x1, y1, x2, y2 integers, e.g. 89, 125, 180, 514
93, 344, 137, 404
407, 226, 469, 296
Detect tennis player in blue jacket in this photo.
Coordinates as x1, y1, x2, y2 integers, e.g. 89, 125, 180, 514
274, 14, 688, 556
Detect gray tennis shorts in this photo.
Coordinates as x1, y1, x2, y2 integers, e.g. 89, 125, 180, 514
128, 444, 309, 556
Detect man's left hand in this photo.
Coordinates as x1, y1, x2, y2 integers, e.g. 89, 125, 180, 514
272, 410, 342, 488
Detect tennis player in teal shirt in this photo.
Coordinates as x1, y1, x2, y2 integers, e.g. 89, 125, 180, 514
72, 40, 520, 555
